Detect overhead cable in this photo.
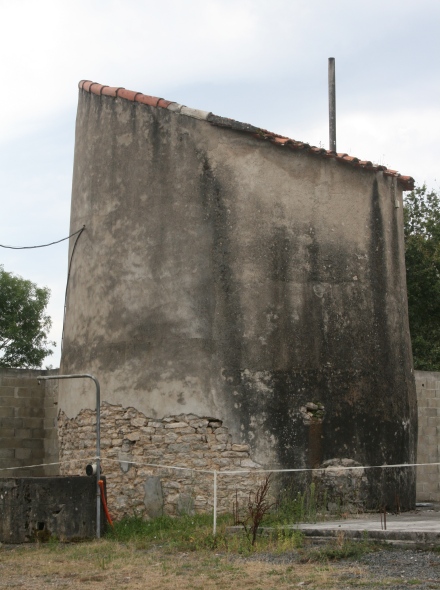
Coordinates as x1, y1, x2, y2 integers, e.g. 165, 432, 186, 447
0, 226, 85, 249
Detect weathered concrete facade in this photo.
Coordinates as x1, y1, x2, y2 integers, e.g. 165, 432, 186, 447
0, 476, 104, 542
60, 82, 417, 512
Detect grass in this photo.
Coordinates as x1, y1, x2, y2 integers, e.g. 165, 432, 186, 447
300, 532, 378, 563
266, 481, 336, 526
0, 510, 391, 590
106, 513, 304, 554
0, 537, 382, 590
105, 512, 380, 566
0, 482, 384, 588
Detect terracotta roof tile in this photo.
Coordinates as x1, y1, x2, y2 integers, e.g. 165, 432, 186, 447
78, 80, 415, 190
101, 86, 124, 98
82, 80, 95, 93
89, 83, 107, 95
134, 94, 161, 107
157, 98, 175, 109
117, 89, 141, 102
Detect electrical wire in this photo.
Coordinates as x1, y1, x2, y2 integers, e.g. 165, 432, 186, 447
0, 226, 85, 249
61, 225, 86, 354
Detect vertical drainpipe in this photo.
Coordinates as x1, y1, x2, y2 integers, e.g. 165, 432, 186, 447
328, 57, 336, 152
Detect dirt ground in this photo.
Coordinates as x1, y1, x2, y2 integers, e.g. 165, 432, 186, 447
2, 541, 440, 589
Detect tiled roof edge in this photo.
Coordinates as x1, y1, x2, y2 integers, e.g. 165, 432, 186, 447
78, 79, 210, 120
78, 80, 415, 191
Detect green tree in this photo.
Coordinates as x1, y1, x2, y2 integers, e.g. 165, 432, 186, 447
0, 266, 55, 368
404, 185, 440, 370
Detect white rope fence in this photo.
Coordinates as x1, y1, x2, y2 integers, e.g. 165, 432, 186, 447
0, 457, 429, 536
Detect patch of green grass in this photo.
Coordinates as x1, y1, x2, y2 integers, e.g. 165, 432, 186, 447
107, 513, 228, 551
266, 481, 330, 526
301, 533, 379, 563
105, 513, 304, 555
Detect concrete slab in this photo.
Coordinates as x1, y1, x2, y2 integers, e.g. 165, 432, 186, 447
295, 506, 440, 545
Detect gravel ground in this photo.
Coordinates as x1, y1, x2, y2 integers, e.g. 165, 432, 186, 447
348, 548, 440, 588
239, 546, 440, 588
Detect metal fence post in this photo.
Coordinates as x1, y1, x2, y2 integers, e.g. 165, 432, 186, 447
213, 470, 218, 536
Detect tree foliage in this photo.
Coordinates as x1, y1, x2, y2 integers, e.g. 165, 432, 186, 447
0, 266, 55, 368
404, 186, 440, 370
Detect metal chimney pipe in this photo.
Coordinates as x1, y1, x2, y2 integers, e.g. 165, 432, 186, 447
328, 57, 336, 152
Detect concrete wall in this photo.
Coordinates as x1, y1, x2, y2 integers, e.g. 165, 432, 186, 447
0, 369, 59, 477
0, 476, 104, 542
415, 370, 440, 501
60, 88, 417, 511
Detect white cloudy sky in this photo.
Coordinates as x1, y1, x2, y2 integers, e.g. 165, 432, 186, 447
1, 0, 439, 367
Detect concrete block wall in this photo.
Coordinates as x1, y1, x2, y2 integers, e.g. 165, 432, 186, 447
415, 370, 440, 501
0, 369, 59, 477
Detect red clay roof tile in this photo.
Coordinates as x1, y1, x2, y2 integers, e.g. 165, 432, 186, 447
116, 89, 140, 102
157, 98, 174, 109
82, 81, 95, 93
101, 86, 124, 98
89, 83, 107, 96
134, 94, 161, 107
78, 80, 415, 190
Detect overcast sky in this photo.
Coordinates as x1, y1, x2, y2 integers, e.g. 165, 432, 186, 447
1, 0, 439, 368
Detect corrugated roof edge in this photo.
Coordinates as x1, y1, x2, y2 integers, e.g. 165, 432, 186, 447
79, 80, 415, 191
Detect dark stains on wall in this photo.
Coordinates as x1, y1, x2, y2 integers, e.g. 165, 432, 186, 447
0, 476, 105, 543
222, 180, 415, 509
64, 92, 416, 510
199, 155, 244, 380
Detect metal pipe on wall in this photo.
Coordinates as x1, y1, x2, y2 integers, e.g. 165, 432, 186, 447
328, 57, 336, 152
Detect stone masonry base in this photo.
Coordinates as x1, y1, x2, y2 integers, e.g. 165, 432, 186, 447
58, 402, 263, 520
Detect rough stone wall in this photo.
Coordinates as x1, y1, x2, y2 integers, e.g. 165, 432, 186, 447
415, 370, 440, 501
58, 403, 263, 520
313, 459, 368, 513
0, 369, 59, 477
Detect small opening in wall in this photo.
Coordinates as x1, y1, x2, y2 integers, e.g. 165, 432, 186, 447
37, 522, 45, 531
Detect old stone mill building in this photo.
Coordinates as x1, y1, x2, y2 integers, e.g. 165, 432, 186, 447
49, 80, 418, 517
